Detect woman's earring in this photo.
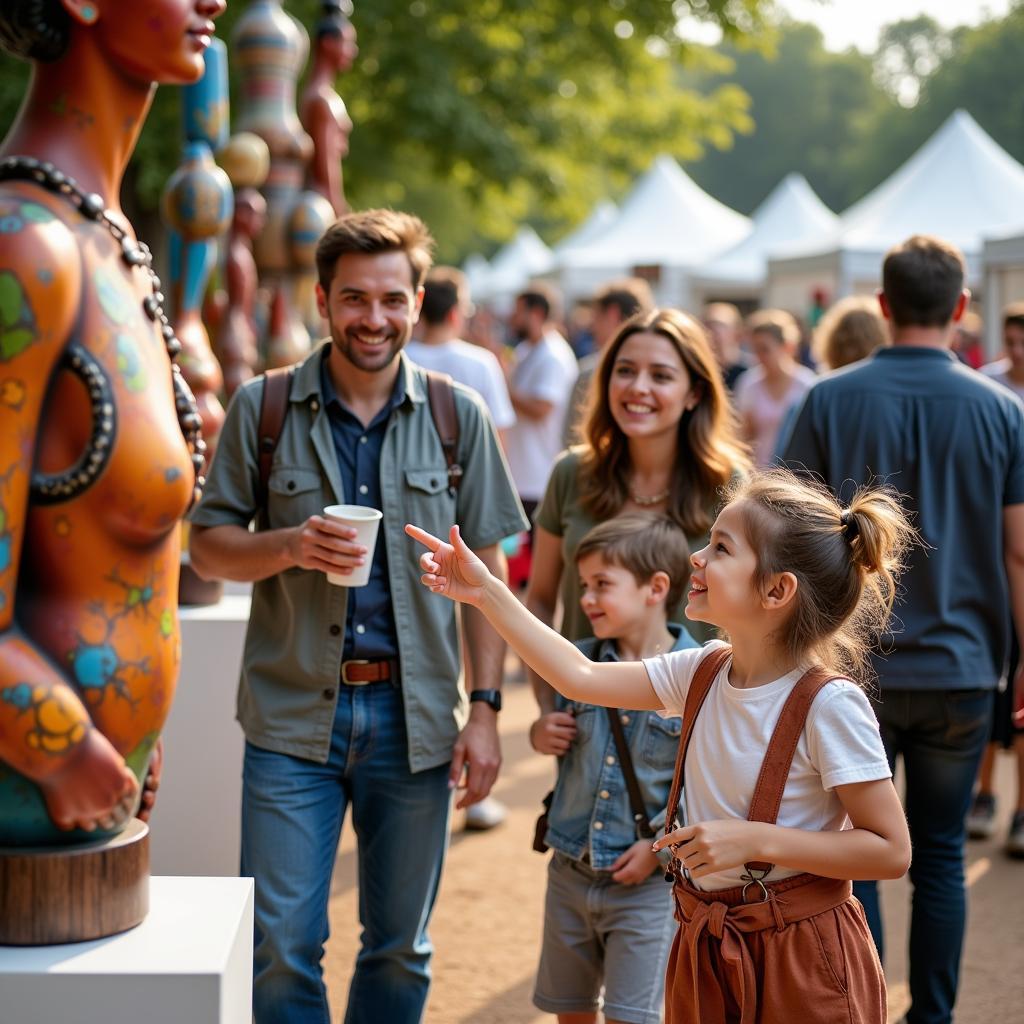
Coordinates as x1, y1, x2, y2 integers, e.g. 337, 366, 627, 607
79, 4, 98, 23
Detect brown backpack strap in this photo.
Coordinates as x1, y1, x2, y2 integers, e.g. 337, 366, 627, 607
663, 645, 733, 843
425, 370, 463, 495
256, 366, 294, 511
743, 666, 835, 878
606, 707, 655, 839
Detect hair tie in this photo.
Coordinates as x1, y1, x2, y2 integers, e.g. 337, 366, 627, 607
840, 508, 860, 542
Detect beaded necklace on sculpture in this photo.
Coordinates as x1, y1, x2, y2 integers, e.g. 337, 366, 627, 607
0, 155, 206, 507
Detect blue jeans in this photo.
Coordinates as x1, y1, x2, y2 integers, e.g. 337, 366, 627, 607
853, 689, 991, 1024
241, 680, 452, 1024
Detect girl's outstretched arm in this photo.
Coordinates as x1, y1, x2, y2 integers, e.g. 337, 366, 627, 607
405, 523, 661, 710
653, 777, 911, 881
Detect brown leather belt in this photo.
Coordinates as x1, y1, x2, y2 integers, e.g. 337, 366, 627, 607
340, 658, 398, 685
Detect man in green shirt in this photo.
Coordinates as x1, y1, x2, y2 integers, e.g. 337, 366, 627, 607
189, 210, 527, 1024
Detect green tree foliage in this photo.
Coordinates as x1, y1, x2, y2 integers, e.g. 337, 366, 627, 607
683, 21, 897, 215
0, 1, 770, 261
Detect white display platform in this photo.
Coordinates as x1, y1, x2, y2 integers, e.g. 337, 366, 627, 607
150, 593, 250, 876
0, 876, 254, 1024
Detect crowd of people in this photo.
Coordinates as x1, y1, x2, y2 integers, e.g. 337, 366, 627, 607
189, 212, 1024, 1024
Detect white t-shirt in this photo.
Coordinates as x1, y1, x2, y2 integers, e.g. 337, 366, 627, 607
504, 330, 578, 500
980, 358, 1024, 402
405, 339, 516, 430
643, 640, 891, 891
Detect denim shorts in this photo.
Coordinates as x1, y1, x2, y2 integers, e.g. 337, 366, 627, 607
533, 852, 676, 1024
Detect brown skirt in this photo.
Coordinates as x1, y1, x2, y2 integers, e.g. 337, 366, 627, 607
665, 872, 885, 1024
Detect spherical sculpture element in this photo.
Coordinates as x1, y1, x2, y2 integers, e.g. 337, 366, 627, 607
161, 143, 233, 241
217, 132, 271, 190
289, 190, 335, 270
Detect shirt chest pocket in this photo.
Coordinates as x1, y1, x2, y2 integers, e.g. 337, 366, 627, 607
404, 467, 456, 530
642, 714, 682, 769
266, 467, 325, 530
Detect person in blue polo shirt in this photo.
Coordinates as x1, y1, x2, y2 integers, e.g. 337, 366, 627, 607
784, 235, 1024, 1024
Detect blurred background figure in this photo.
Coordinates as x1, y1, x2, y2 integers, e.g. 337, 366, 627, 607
952, 309, 985, 369
775, 294, 889, 459
504, 284, 578, 540
564, 278, 654, 445
407, 267, 515, 446
735, 308, 816, 466
811, 295, 890, 372
969, 301, 1024, 858
980, 303, 1024, 401
702, 301, 749, 391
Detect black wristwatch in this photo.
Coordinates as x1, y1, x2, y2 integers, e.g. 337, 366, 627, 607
469, 689, 502, 712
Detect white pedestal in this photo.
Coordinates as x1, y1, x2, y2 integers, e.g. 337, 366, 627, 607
0, 876, 254, 1024
150, 594, 250, 876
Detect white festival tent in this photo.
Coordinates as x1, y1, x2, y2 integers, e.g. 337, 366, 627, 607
555, 154, 750, 308
461, 253, 492, 301
691, 173, 838, 304
554, 199, 618, 256
766, 109, 1024, 313
477, 225, 556, 311
982, 226, 1024, 357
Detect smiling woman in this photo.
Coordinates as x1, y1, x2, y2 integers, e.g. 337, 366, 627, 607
525, 307, 751, 654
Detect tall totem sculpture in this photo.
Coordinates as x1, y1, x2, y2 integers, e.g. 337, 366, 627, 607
232, 0, 316, 368
161, 39, 234, 608
214, 132, 270, 398
0, 0, 221, 945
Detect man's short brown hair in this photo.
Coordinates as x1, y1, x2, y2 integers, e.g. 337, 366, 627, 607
575, 513, 691, 611
882, 234, 966, 328
316, 209, 435, 292
421, 267, 468, 326
516, 281, 561, 322
594, 278, 654, 322
747, 308, 801, 347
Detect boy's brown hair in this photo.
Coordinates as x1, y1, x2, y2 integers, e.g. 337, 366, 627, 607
575, 514, 691, 611
315, 209, 435, 292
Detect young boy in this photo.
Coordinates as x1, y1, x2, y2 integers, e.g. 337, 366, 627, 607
528, 514, 697, 1024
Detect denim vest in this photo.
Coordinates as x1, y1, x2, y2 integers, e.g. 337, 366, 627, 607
545, 624, 698, 869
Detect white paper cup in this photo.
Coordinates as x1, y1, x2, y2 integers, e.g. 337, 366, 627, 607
323, 504, 383, 587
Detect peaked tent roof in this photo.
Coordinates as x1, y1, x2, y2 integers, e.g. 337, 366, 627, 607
554, 200, 618, 255
695, 174, 837, 286
479, 226, 555, 300
774, 110, 1024, 264
558, 155, 750, 270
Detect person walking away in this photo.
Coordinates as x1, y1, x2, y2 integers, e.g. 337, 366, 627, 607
406, 467, 914, 1024
784, 235, 1024, 1024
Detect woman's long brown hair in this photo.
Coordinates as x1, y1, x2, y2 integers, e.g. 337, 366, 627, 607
578, 308, 749, 535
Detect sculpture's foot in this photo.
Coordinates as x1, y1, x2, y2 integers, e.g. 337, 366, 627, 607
0, 818, 149, 944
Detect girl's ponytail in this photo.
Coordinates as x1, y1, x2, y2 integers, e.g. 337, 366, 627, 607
842, 488, 913, 621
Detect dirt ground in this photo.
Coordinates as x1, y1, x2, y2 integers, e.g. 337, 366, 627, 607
323, 677, 1024, 1024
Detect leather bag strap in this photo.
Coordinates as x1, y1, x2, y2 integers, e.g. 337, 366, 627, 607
425, 370, 462, 495
606, 707, 655, 839
256, 366, 294, 512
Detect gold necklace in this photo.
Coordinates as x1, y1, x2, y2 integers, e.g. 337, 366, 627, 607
629, 486, 670, 506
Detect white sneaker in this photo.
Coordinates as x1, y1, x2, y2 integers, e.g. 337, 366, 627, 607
464, 796, 507, 831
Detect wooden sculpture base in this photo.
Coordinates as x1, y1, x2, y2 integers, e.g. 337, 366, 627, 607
0, 818, 149, 946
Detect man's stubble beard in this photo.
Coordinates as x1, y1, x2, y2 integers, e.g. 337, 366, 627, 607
329, 320, 410, 373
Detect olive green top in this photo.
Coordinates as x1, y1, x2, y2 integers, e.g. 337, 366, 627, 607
535, 448, 719, 644
190, 343, 528, 770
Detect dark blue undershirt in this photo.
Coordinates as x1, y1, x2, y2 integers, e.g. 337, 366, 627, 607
320, 352, 403, 661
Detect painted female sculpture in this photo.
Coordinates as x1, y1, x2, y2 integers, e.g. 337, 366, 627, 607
0, 0, 224, 846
